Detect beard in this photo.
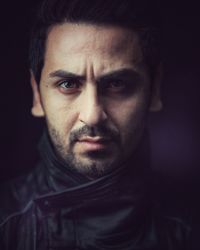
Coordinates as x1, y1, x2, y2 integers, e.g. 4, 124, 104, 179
45, 112, 146, 179
47, 123, 125, 179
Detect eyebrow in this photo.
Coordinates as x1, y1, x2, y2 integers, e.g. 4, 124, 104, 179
49, 70, 86, 81
98, 69, 140, 82
48, 68, 140, 82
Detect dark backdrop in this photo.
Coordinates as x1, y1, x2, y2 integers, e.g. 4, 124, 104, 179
0, 1, 199, 181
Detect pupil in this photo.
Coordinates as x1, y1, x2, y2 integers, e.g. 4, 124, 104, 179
65, 81, 73, 88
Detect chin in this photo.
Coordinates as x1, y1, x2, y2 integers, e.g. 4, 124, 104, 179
74, 155, 121, 179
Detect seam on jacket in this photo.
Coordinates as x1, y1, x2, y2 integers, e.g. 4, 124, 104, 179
0, 200, 33, 227
164, 215, 191, 231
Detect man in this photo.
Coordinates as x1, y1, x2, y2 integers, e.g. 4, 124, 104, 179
0, 0, 189, 249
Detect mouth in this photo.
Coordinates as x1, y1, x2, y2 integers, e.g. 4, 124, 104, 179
76, 136, 111, 151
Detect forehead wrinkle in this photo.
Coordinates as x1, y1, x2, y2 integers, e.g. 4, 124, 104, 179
47, 22, 141, 57
70, 32, 140, 62
44, 23, 144, 82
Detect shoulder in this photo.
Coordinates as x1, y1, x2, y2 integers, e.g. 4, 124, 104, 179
0, 163, 48, 227
152, 202, 191, 249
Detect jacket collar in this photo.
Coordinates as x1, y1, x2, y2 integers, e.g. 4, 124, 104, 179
38, 130, 151, 199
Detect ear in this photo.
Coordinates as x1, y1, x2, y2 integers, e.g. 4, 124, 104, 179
149, 63, 163, 112
30, 71, 45, 117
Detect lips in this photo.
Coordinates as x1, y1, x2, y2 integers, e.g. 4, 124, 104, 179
76, 136, 110, 151
79, 136, 110, 143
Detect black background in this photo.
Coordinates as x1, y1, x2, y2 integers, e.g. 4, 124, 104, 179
0, 1, 199, 181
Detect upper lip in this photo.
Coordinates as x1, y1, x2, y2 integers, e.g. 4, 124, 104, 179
78, 136, 110, 143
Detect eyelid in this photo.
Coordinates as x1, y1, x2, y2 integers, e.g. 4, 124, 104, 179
100, 79, 126, 88
57, 78, 81, 87
55, 78, 83, 95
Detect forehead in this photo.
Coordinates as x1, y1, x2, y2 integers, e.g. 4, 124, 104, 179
43, 22, 143, 76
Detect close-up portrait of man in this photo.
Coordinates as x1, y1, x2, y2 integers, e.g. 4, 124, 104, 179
0, 0, 199, 249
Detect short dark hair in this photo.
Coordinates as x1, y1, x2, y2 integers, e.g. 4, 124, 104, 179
29, 0, 162, 84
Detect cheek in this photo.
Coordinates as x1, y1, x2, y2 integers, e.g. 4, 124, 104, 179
108, 96, 145, 124
41, 91, 79, 135
107, 96, 148, 142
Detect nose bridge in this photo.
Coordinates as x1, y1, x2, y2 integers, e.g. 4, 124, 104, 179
79, 82, 107, 125
86, 82, 99, 106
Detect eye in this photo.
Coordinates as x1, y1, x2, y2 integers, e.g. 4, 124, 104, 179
58, 79, 81, 94
59, 79, 80, 89
107, 80, 125, 88
104, 80, 126, 92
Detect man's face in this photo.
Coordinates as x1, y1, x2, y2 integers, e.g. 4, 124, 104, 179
31, 23, 161, 179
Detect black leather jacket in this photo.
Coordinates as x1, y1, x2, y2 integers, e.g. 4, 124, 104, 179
0, 133, 189, 250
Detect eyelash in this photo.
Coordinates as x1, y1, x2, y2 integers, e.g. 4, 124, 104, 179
58, 79, 81, 89
56, 78, 132, 95
104, 80, 126, 89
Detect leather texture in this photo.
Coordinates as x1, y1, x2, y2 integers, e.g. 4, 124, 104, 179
0, 132, 190, 250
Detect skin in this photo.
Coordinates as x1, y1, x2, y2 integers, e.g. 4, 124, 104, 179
31, 23, 162, 179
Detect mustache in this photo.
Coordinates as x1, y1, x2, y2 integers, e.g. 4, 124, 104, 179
69, 125, 119, 145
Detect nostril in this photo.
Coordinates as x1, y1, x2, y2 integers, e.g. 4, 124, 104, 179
79, 104, 107, 126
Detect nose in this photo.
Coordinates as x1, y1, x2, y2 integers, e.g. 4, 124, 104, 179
79, 85, 107, 126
